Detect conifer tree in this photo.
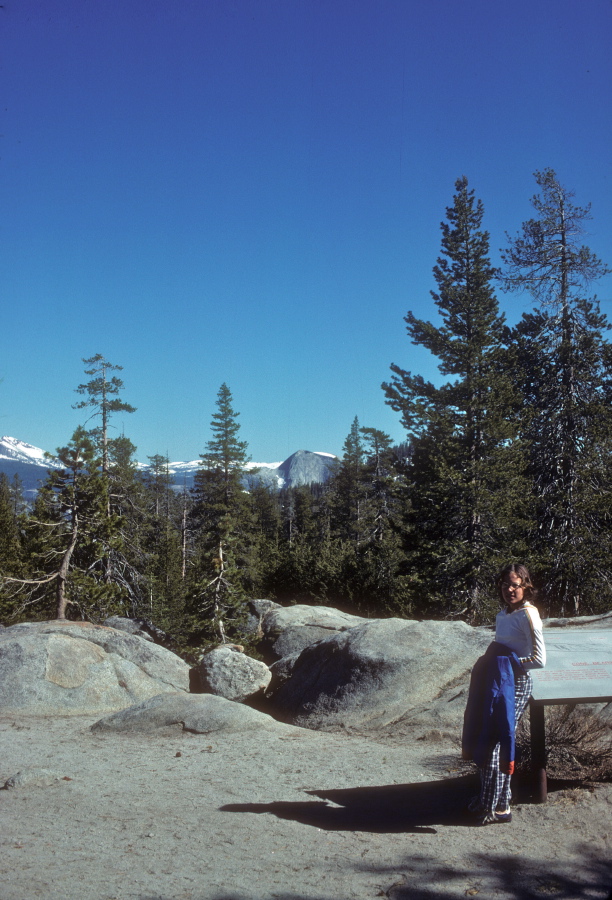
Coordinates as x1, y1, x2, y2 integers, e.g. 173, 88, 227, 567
0, 473, 23, 619
264, 483, 334, 606
73, 355, 136, 474
101, 434, 146, 606
330, 417, 365, 544
6, 428, 124, 620
145, 455, 174, 518
500, 169, 612, 614
9, 474, 27, 519
73, 355, 136, 585
189, 384, 253, 644
273, 486, 317, 603
13, 484, 65, 619
383, 177, 526, 621
340, 428, 409, 616
320, 420, 407, 615
249, 482, 283, 598
0, 473, 22, 569
52, 429, 113, 618
140, 454, 187, 634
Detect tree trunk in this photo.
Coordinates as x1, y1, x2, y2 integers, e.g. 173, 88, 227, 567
213, 540, 227, 644
56, 512, 79, 619
181, 495, 188, 580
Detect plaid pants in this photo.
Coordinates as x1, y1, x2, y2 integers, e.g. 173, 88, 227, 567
479, 673, 533, 813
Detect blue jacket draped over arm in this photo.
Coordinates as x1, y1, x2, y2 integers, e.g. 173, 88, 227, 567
461, 641, 525, 775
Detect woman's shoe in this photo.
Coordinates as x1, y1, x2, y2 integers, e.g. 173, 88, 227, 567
476, 810, 512, 826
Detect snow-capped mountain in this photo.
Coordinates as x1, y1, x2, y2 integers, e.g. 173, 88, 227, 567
0, 436, 337, 495
158, 457, 285, 486
0, 436, 62, 469
161, 450, 337, 490
0, 436, 62, 495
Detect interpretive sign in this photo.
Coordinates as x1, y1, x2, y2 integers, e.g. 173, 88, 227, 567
530, 629, 612, 704
528, 627, 612, 802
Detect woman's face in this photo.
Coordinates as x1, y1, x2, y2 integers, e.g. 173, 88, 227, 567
501, 572, 525, 609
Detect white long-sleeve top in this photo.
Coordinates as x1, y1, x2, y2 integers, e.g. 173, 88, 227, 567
495, 602, 546, 669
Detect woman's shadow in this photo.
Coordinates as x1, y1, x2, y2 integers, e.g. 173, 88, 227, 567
220, 773, 492, 833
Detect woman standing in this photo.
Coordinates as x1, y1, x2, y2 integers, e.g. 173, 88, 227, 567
463, 563, 546, 825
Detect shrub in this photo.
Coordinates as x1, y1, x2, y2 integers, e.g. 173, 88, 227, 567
517, 705, 612, 782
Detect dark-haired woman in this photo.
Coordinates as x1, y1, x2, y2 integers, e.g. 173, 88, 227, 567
464, 563, 546, 825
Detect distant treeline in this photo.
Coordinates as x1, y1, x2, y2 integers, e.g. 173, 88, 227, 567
2, 169, 611, 650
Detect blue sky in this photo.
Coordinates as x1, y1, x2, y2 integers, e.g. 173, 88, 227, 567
2, 0, 611, 463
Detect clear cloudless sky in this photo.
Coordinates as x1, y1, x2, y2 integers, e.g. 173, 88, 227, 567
2, 0, 612, 463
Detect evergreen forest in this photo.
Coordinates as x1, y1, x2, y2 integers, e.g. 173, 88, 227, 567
2, 170, 611, 654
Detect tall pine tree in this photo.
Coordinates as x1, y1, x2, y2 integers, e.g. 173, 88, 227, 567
500, 169, 612, 614
384, 177, 526, 621
73, 355, 136, 474
330, 417, 365, 544
189, 384, 253, 644
73, 355, 136, 586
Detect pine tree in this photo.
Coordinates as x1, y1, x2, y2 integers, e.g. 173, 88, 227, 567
189, 384, 253, 645
354, 428, 409, 613
0, 473, 23, 619
73, 355, 137, 587
7, 428, 124, 620
101, 434, 148, 610
9, 474, 27, 518
249, 482, 283, 598
330, 417, 365, 543
14, 484, 65, 620
263, 483, 333, 606
0, 473, 22, 569
140, 454, 187, 635
319, 420, 410, 615
53, 429, 112, 618
500, 169, 612, 614
73, 355, 136, 474
145, 455, 174, 519
383, 176, 526, 621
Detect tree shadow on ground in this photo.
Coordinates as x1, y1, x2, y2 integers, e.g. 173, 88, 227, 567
140, 847, 612, 900
220, 772, 597, 835
357, 845, 612, 899
139, 846, 612, 900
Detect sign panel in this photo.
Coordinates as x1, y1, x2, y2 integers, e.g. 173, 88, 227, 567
530, 628, 612, 704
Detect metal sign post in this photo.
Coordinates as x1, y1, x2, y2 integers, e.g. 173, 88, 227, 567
529, 629, 612, 802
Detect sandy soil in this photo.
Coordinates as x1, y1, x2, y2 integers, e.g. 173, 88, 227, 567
1, 714, 611, 900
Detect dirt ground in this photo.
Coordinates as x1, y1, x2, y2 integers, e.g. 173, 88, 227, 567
1, 714, 611, 900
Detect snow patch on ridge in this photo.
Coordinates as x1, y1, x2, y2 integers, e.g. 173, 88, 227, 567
0, 437, 337, 493
0, 436, 62, 469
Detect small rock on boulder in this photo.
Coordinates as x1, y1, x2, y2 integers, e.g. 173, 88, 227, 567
196, 646, 271, 701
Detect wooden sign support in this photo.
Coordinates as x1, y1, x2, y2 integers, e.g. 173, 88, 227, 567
529, 628, 612, 803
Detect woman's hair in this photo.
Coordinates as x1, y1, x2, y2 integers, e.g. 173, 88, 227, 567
495, 563, 537, 603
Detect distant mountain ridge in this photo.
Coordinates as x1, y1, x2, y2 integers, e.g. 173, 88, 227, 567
0, 436, 64, 496
0, 436, 337, 496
